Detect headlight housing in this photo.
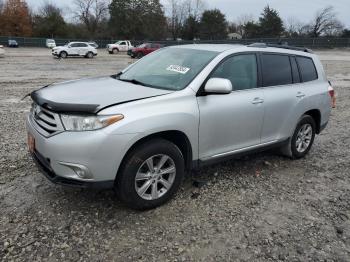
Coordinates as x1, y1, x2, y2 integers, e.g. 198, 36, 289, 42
60, 114, 124, 131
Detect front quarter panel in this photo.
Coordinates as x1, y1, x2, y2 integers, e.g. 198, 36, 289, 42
99, 88, 199, 161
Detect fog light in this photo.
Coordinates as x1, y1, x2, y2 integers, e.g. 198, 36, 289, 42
58, 162, 93, 179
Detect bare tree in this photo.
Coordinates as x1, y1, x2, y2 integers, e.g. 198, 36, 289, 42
308, 6, 343, 37
235, 14, 254, 38
285, 17, 306, 36
165, 0, 205, 40
73, 0, 108, 37
184, 0, 205, 20
166, 0, 186, 39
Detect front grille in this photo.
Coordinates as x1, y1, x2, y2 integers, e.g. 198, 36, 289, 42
31, 103, 64, 137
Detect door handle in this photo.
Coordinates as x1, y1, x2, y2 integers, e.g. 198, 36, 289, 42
251, 98, 264, 104
296, 92, 306, 98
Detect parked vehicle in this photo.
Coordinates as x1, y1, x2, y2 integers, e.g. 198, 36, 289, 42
0, 45, 4, 57
88, 42, 99, 49
51, 42, 97, 59
107, 40, 133, 54
26, 44, 334, 210
46, 39, 56, 49
128, 43, 163, 58
8, 40, 18, 48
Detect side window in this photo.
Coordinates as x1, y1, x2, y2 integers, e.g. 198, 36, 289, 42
261, 54, 292, 87
120, 42, 126, 46
80, 43, 88, 47
296, 57, 318, 82
70, 43, 79, 48
211, 54, 258, 91
290, 56, 301, 83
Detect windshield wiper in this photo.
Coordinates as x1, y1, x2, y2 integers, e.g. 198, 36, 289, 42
118, 78, 151, 87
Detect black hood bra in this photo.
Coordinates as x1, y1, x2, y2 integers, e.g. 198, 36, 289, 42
31, 76, 173, 114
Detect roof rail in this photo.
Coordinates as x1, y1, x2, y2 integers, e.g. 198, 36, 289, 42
248, 43, 313, 53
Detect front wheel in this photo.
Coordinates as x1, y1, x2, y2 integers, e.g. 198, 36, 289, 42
112, 48, 119, 54
86, 52, 94, 58
115, 139, 185, 210
59, 51, 67, 59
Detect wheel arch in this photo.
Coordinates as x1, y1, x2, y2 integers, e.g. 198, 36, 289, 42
117, 130, 193, 179
303, 109, 321, 134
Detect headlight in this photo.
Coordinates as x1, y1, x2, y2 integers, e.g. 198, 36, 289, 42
60, 114, 124, 131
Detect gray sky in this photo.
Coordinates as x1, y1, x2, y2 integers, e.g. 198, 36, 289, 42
26, 0, 350, 27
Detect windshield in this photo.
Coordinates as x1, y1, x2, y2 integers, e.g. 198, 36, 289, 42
119, 47, 218, 90
47, 40, 54, 43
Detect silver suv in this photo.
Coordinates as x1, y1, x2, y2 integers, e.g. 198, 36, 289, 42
26, 44, 335, 209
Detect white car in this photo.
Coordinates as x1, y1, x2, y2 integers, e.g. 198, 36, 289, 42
52, 42, 97, 59
107, 40, 133, 54
46, 39, 56, 49
0, 45, 4, 57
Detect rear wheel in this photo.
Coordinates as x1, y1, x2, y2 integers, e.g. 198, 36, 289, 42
86, 52, 94, 58
280, 115, 316, 159
59, 51, 67, 59
115, 139, 185, 210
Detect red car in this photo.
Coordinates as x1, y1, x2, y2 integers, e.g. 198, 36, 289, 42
128, 43, 163, 58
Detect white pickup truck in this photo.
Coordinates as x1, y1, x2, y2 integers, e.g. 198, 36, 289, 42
107, 40, 134, 54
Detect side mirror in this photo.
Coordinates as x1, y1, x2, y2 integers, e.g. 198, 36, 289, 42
204, 78, 232, 94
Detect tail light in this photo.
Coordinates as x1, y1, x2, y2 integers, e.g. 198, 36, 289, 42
328, 81, 336, 108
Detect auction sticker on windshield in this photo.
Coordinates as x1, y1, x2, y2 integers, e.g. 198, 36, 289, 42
166, 65, 190, 74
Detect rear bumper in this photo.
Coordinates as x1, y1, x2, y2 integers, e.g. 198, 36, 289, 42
319, 121, 328, 133
31, 149, 114, 189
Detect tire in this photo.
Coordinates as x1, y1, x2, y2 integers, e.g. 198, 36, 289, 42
108, 51, 113, 54
112, 48, 119, 54
115, 139, 185, 210
60, 51, 67, 59
281, 115, 316, 159
86, 52, 94, 58
136, 52, 143, 59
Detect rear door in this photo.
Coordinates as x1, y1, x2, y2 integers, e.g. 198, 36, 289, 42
197, 53, 265, 159
259, 53, 301, 143
78, 43, 89, 56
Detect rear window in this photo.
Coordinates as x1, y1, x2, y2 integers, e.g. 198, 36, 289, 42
261, 54, 293, 87
296, 57, 318, 82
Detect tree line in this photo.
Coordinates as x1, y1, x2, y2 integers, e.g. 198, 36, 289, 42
0, 0, 349, 40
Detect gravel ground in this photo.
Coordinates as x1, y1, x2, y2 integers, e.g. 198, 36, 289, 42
0, 48, 349, 261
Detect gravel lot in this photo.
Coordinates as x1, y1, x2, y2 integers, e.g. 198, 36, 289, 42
0, 47, 349, 261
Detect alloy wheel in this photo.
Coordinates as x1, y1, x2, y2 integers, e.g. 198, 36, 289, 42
135, 154, 176, 201
295, 123, 313, 153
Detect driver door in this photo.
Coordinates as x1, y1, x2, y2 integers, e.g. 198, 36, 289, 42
197, 53, 265, 160
119, 42, 127, 51
68, 43, 79, 56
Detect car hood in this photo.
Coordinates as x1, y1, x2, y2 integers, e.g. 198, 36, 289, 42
31, 76, 174, 113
